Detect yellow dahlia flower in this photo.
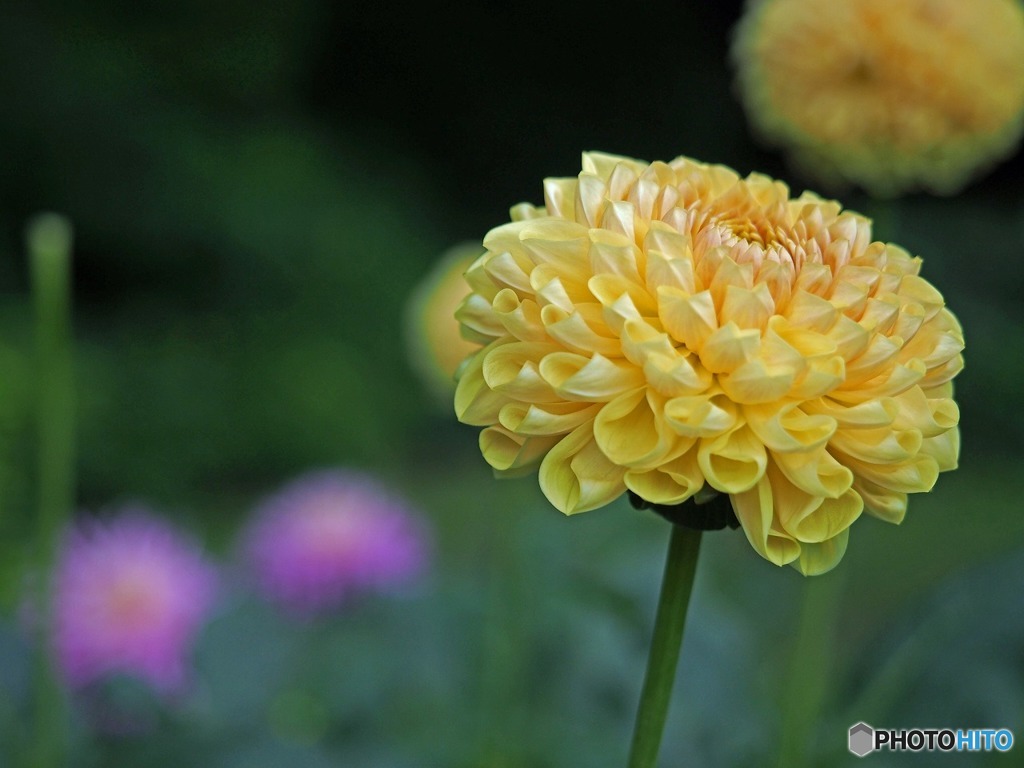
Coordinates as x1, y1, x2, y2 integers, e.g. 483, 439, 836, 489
405, 243, 483, 403
454, 152, 963, 575
732, 0, 1024, 196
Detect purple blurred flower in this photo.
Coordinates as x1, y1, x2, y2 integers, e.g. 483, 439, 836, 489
241, 469, 430, 613
51, 507, 218, 694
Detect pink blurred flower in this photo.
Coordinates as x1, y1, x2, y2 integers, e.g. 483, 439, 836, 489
51, 507, 219, 693
241, 469, 430, 613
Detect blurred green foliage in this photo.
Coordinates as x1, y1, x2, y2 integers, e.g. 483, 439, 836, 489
0, 0, 1022, 766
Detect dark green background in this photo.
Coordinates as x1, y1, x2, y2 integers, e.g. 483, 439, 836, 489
0, 1, 1021, 766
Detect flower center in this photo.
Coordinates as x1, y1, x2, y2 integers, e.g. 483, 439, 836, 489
297, 506, 363, 562
718, 215, 779, 248
105, 570, 168, 630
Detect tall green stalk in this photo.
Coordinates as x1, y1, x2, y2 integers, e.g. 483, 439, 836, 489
775, 571, 845, 768
626, 524, 702, 768
28, 213, 75, 768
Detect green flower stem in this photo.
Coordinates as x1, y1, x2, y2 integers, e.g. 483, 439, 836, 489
28, 213, 75, 768
627, 524, 703, 768
775, 570, 845, 768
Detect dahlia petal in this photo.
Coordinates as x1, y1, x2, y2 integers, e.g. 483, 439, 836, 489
601, 292, 644, 336
836, 451, 940, 495
645, 249, 697, 295
454, 344, 514, 426
498, 401, 601, 436
720, 358, 797, 404
519, 222, 592, 282
644, 220, 695, 267
826, 314, 871, 360
823, 239, 854, 274
721, 283, 775, 330
783, 290, 838, 332
785, 489, 863, 544
791, 530, 849, 576
630, 178, 662, 221
698, 424, 768, 493
641, 350, 711, 397
745, 403, 836, 453
900, 317, 965, 369
919, 428, 960, 473
484, 250, 534, 295
540, 352, 646, 401
654, 185, 682, 223
772, 448, 853, 499
492, 290, 548, 342
594, 388, 683, 469
482, 221, 533, 263
891, 387, 960, 438
769, 317, 837, 360
708, 256, 755, 305
455, 293, 506, 341
793, 262, 832, 295
625, 447, 703, 505
858, 297, 901, 334
700, 322, 761, 374
607, 162, 642, 201
576, 173, 609, 227
480, 427, 560, 474
919, 354, 964, 388
828, 426, 923, 464
844, 333, 905, 384
853, 478, 909, 524
482, 342, 563, 403
882, 255, 921, 284
753, 259, 794, 308
831, 359, 927, 402
589, 274, 657, 315
531, 273, 578, 313
540, 304, 620, 356
657, 287, 718, 352
788, 356, 846, 399
802, 396, 899, 429
770, 462, 862, 546
619, 317, 672, 360
872, 268, 905, 296
897, 275, 946, 318
664, 393, 738, 437
605, 200, 641, 244
543, 177, 578, 219
765, 460, 821, 530
829, 277, 870, 316
538, 423, 627, 514
510, 203, 545, 222
836, 265, 881, 296
589, 229, 643, 283
892, 302, 926, 343
730, 478, 801, 566
582, 151, 637, 181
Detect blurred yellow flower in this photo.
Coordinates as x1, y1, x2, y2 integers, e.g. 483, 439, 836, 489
455, 152, 963, 574
731, 0, 1024, 196
405, 243, 483, 403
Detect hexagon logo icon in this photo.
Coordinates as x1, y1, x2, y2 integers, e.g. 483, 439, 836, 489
849, 722, 875, 757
